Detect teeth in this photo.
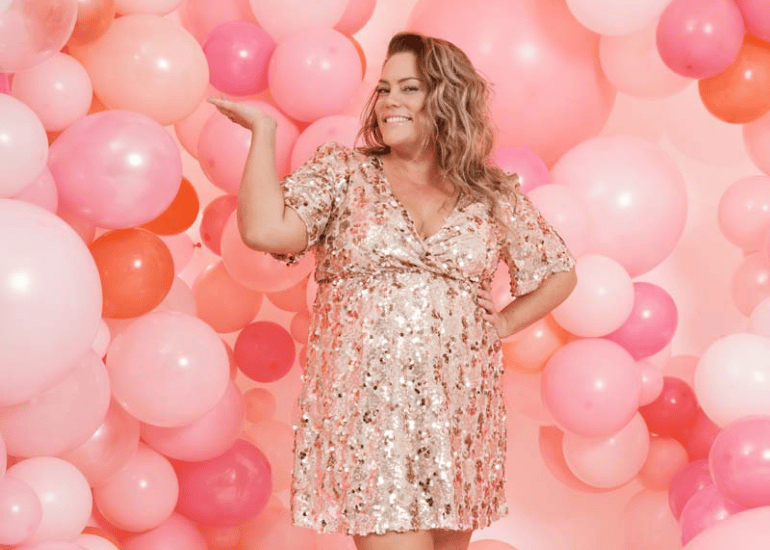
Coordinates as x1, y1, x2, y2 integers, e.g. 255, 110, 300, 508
385, 116, 410, 123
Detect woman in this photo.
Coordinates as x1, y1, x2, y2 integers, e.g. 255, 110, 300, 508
209, 32, 576, 550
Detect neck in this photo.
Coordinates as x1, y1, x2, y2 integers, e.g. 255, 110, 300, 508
385, 143, 440, 182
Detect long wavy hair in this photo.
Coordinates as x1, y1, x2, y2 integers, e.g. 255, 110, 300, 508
357, 32, 517, 222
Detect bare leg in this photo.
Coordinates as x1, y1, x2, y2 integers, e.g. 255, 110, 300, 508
432, 528, 473, 550
353, 529, 434, 550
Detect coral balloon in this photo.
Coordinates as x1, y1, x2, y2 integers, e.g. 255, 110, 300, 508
244, 387, 277, 423
203, 21, 275, 96
67, 0, 116, 46
493, 146, 550, 194
89, 229, 175, 319
680, 484, 745, 545
48, 110, 182, 228
639, 376, 698, 441
0, 95, 48, 198
266, 275, 309, 313
234, 321, 295, 382
200, 195, 237, 255
193, 261, 263, 334
140, 177, 199, 236
122, 513, 207, 550
500, 315, 570, 374
718, 176, 770, 251
637, 437, 689, 491
0, 476, 42, 546
248, 0, 347, 41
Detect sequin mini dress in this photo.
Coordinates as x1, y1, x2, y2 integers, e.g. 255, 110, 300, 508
270, 142, 575, 536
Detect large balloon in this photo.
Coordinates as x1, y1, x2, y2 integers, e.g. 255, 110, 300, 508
122, 513, 207, 550
67, 0, 116, 46
248, 0, 347, 41
683, 507, 770, 550
566, 0, 671, 36
718, 176, 770, 251
0, 95, 49, 198
735, 0, 770, 43
680, 484, 745, 545
526, 184, 590, 259
179, 0, 257, 43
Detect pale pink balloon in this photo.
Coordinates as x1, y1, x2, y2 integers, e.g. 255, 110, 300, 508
0, 351, 110, 457
0, 200, 102, 406
198, 100, 299, 192
732, 252, 770, 316
13, 167, 58, 213
179, 0, 258, 43
140, 381, 245, 462
200, 195, 237, 256
669, 459, 712, 520
114, 0, 182, 15
248, 0, 347, 41
11, 53, 92, 132
0, 95, 48, 197
160, 233, 195, 275
683, 505, 770, 550
48, 110, 182, 229
492, 146, 550, 194
409, 0, 616, 165
526, 184, 590, 259
638, 360, 664, 406
680, 484, 745, 545
69, 14, 209, 125
663, 354, 698, 387
290, 115, 359, 172
566, 0, 671, 36
551, 254, 635, 337
75, 533, 121, 550
0, 0, 78, 72
60, 401, 140, 487
552, 135, 687, 277
174, 95, 217, 159
622, 489, 682, 550
220, 212, 314, 292
744, 111, 770, 176
0, 433, 5, 477
334, 0, 376, 35
0, 476, 42, 546
542, 338, 641, 437
105, 311, 230, 427
695, 333, 770, 426
153, 276, 197, 316
537, 426, 612, 494
599, 22, 692, 99
748, 296, 770, 338
563, 413, 650, 488
718, 176, 770, 251
241, 419, 293, 492
122, 513, 207, 550
637, 437, 689, 491
656, 0, 745, 78
268, 27, 362, 123
193, 260, 263, 333
7, 457, 92, 543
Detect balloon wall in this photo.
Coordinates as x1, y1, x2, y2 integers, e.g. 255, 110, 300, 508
2, 0, 770, 549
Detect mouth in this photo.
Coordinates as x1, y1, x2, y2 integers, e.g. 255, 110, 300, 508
383, 116, 412, 124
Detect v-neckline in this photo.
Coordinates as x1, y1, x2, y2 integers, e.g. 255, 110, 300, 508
373, 155, 464, 243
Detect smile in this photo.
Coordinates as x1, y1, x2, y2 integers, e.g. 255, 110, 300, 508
384, 116, 412, 123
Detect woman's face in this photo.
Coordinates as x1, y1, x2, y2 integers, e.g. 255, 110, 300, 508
374, 51, 431, 151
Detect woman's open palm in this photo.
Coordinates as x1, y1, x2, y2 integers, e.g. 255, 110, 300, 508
207, 96, 276, 131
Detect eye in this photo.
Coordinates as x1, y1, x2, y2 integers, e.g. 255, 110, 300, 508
376, 87, 389, 95
403, 85, 420, 93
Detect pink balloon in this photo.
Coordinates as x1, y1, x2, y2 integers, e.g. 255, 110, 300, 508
656, 0, 745, 78
0, 0, 78, 72
122, 513, 207, 550
198, 100, 299, 192
248, 0, 347, 41
290, 115, 360, 172
0, 73, 10, 93
566, 0, 672, 36
0, 351, 110, 457
10, 53, 92, 132
0, 200, 102, 406
0, 476, 42, 546
56, 205, 96, 244
718, 176, 770, 251
48, 110, 182, 229
637, 437, 689, 491
69, 14, 209, 125
7, 457, 92, 543
409, 0, 616, 165
526, 183, 590, 259
173, 93, 217, 159
492, 146, 550, 194
241, 419, 293, 492
680, 484, 745, 545
542, 338, 642, 437
239, 500, 316, 550
552, 135, 687, 277
200, 195, 237, 256
93, 443, 178, 533
743, 111, 770, 176
175, 439, 272, 527
15, 543, 86, 550
13, 167, 58, 213
140, 381, 245, 462
638, 360, 664, 406
684, 408, 721, 462
60, 400, 140, 487
683, 506, 770, 550
114, 0, 182, 15
203, 21, 275, 96
537, 426, 612, 494
268, 27, 362, 123
735, 0, 770, 43
669, 459, 713, 520
0, 434, 5, 477
732, 252, 770, 316
234, 321, 295, 383
334, 0, 376, 35
179, 0, 257, 43
106, 311, 230, 427
0, 95, 48, 198
623, 489, 682, 550
159, 234, 195, 275
748, 296, 770, 338
243, 387, 277, 423
193, 261, 263, 334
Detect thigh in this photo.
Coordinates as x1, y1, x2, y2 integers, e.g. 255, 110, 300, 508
353, 529, 433, 550
432, 528, 473, 550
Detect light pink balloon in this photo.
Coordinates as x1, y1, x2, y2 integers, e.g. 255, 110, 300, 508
122, 513, 207, 550
743, 111, 770, 176
0, 476, 42, 546
7, 457, 92, 543
492, 146, 550, 194
566, 0, 671, 36
268, 27, 362, 123
174, 94, 217, 159
15, 542, 86, 550
638, 360, 664, 406
75, 533, 120, 550
0, 0, 78, 72
680, 484, 745, 545
248, 0, 347, 41
241, 419, 293, 492
290, 115, 359, 171
0, 200, 102, 406
0, 433, 5, 476
526, 184, 590, 259
106, 311, 230, 427
623, 489, 682, 550
0, 351, 110, 457
114, 0, 182, 15
656, 0, 745, 79
748, 296, 770, 338
637, 437, 689, 491
537, 425, 611, 494
193, 261, 263, 333
551, 254, 635, 337
13, 167, 58, 213
11, 53, 92, 132
409, 0, 616, 165
718, 176, 770, 251
334, 0, 376, 35
0, 95, 48, 197
552, 135, 687, 277
60, 401, 140, 487
179, 0, 258, 43
732, 252, 770, 316
160, 233, 195, 275
599, 22, 692, 98
93, 443, 178, 533
197, 100, 299, 192
684, 507, 770, 550
154, 277, 197, 316
69, 14, 209, 125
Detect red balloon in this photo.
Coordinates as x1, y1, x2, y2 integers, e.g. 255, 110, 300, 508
233, 321, 295, 383
638, 376, 698, 440
685, 408, 721, 461
199, 195, 237, 256
175, 439, 272, 527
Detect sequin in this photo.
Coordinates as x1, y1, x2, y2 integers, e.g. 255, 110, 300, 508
270, 142, 575, 536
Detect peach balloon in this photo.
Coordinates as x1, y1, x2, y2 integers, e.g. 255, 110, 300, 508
122, 513, 207, 550
13, 167, 58, 213
241, 420, 293, 492
731, 252, 770, 316
248, 0, 347, 41
718, 176, 770, 251
409, 0, 616, 165
114, 0, 182, 15
67, 0, 116, 46
526, 183, 590, 259
199, 195, 237, 256
290, 115, 359, 171
199, 525, 241, 550
0, 95, 48, 198
266, 275, 308, 312
243, 387, 277, 423
174, 96, 217, 159
623, 489, 681, 550
193, 261, 263, 333
537, 426, 612, 494
69, 14, 209, 125
566, 0, 671, 36
744, 111, 770, 175
501, 315, 570, 374
637, 437, 689, 491
334, 0, 376, 35
179, 0, 257, 43
290, 312, 310, 345
502, 370, 556, 426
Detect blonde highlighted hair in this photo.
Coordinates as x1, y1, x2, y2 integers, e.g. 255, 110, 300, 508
358, 32, 517, 220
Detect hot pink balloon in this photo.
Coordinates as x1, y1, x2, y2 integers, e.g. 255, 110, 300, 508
248, 0, 347, 41
13, 167, 58, 213
290, 115, 359, 172
268, 27, 362, 123
669, 459, 713, 520
234, 321, 295, 383
0, 476, 42, 546
656, 0, 745, 78
203, 21, 275, 96
199, 195, 237, 255
542, 338, 642, 437
718, 176, 770, 251
334, 0, 376, 35
526, 183, 591, 259
175, 439, 272, 527
732, 252, 770, 316
122, 513, 207, 550
48, 110, 182, 229
0, 200, 102, 406
409, 0, 616, 165
492, 146, 550, 194
0, 95, 48, 198
193, 261, 263, 334
680, 484, 745, 545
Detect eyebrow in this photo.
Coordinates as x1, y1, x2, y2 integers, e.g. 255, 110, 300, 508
377, 77, 422, 84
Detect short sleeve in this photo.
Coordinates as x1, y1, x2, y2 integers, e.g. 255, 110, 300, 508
498, 184, 576, 297
270, 141, 351, 265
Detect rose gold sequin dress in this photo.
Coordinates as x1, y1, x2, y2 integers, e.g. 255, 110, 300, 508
271, 142, 575, 536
